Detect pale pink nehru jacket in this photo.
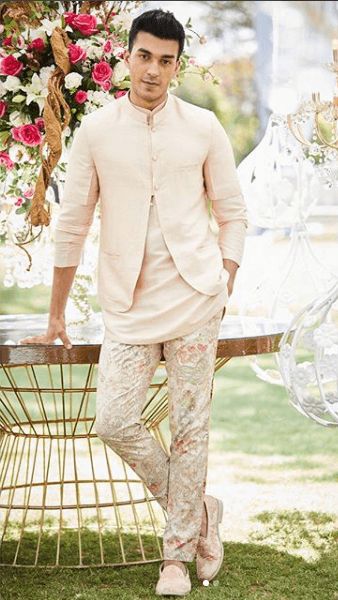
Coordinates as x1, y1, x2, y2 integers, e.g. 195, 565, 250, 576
54, 91, 248, 343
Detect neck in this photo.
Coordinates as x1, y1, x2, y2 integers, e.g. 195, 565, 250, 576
129, 89, 168, 111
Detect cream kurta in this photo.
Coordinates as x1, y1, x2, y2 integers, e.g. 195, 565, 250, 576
103, 95, 227, 344
103, 196, 228, 344
54, 91, 248, 338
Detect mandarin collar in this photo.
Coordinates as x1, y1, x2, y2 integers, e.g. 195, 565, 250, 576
117, 90, 173, 125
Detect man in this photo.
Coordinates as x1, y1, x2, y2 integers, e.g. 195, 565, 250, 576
20, 8, 248, 597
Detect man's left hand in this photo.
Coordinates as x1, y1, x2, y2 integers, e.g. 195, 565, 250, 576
223, 258, 239, 297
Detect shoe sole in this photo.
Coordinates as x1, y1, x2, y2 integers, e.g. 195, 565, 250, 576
155, 590, 191, 597
209, 498, 224, 581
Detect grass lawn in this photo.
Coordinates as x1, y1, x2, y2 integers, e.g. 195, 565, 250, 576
1, 286, 338, 599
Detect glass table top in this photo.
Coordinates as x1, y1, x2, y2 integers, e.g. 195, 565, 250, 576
0, 313, 291, 364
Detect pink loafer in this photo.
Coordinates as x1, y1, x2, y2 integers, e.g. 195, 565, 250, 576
196, 494, 224, 581
155, 561, 191, 596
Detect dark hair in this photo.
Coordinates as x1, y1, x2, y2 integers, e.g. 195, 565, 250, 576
128, 9, 185, 59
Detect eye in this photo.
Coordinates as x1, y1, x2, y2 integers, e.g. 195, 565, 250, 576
162, 60, 170, 65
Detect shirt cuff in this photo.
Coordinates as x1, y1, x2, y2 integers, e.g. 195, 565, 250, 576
53, 229, 85, 267
218, 220, 247, 266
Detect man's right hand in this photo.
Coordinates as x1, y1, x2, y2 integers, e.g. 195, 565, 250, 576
19, 317, 72, 349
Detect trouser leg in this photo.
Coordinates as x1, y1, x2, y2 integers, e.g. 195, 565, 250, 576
161, 308, 224, 561
94, 336, 170, 509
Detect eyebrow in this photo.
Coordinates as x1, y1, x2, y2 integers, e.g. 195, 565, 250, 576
136, 48, 176, 59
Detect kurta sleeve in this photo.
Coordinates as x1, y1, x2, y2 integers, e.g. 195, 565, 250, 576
53, 117, 100, 267
203, 112, 248, 267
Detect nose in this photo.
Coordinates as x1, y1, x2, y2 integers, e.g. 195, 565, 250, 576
146, 59, 160, 78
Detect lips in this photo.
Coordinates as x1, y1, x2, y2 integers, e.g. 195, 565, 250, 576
142, 80, 159, 86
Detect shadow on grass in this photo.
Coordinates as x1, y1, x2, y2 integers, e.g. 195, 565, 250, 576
0, 528, 338, 600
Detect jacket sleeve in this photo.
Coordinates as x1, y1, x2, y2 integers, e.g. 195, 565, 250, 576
53, 117, 100, 267
203, 111, 248, 267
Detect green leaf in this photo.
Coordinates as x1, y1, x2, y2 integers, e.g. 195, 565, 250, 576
0, 131, 11, 149
15, 206, 27, 215
12, 94, 26, 103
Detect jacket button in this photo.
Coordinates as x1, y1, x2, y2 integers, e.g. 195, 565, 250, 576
154, 184, 159, 190
152, 155, 157, 161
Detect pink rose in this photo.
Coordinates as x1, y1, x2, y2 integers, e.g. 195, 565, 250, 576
15, 197, 24, 207
103, 40, 113, 54
0, 54, 23, 76
0, 100, 7, 118
11, 126, 22, 142
28, 38, 45, 52
74, 89, 88, 104
114, 90, 128, 99
11, 124, 42, 147
3, 35, 24, 49
64, 12, 77, 26
72, 14, 97, 36
113, 47, 125, 59
0, 151, 14, 170
68, 43, 87, 64
23, 186, 34, 198
34, 117, 45, 131
101, 80, 112, 91
16, 36, 25, 49
92, 60, 113, 85
3, 36, 12, 46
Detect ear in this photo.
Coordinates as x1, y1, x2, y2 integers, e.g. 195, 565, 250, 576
124, 50, 130, 69
174, 59, 181, 77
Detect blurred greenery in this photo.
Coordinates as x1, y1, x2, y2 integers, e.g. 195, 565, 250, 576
175, 56, 258, 164
0, 265, 100, 314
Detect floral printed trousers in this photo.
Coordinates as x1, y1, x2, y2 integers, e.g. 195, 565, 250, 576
94, 307, 224, 561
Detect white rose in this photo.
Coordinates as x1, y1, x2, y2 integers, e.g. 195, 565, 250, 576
113, 46, 126, 58
0, 80, 5, 97
91, 90, 111, 106
76, 39, 90, 50
39, 66, 55, 87
64, 72, 83, 89
9, 143, 30, 162
9, 111, 30, 126
112, 61, 129, 84
4, 76, 22, 92
86, 45, 103, 60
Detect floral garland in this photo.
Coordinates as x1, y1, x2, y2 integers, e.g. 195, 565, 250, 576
0, 0, 219, 275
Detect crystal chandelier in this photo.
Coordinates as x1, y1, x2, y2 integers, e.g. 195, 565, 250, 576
237, 35, 338, 386
277, 39, 338, 426
285, 39, 338, 188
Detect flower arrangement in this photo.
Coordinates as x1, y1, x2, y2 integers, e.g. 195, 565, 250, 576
0, 0, 219, 319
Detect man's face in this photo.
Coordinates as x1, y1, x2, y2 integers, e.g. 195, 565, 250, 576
124, 31, 181, 106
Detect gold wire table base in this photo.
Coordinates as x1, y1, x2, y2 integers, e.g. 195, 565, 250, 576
0, 313, 286, 568
0, 358, 230, 568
